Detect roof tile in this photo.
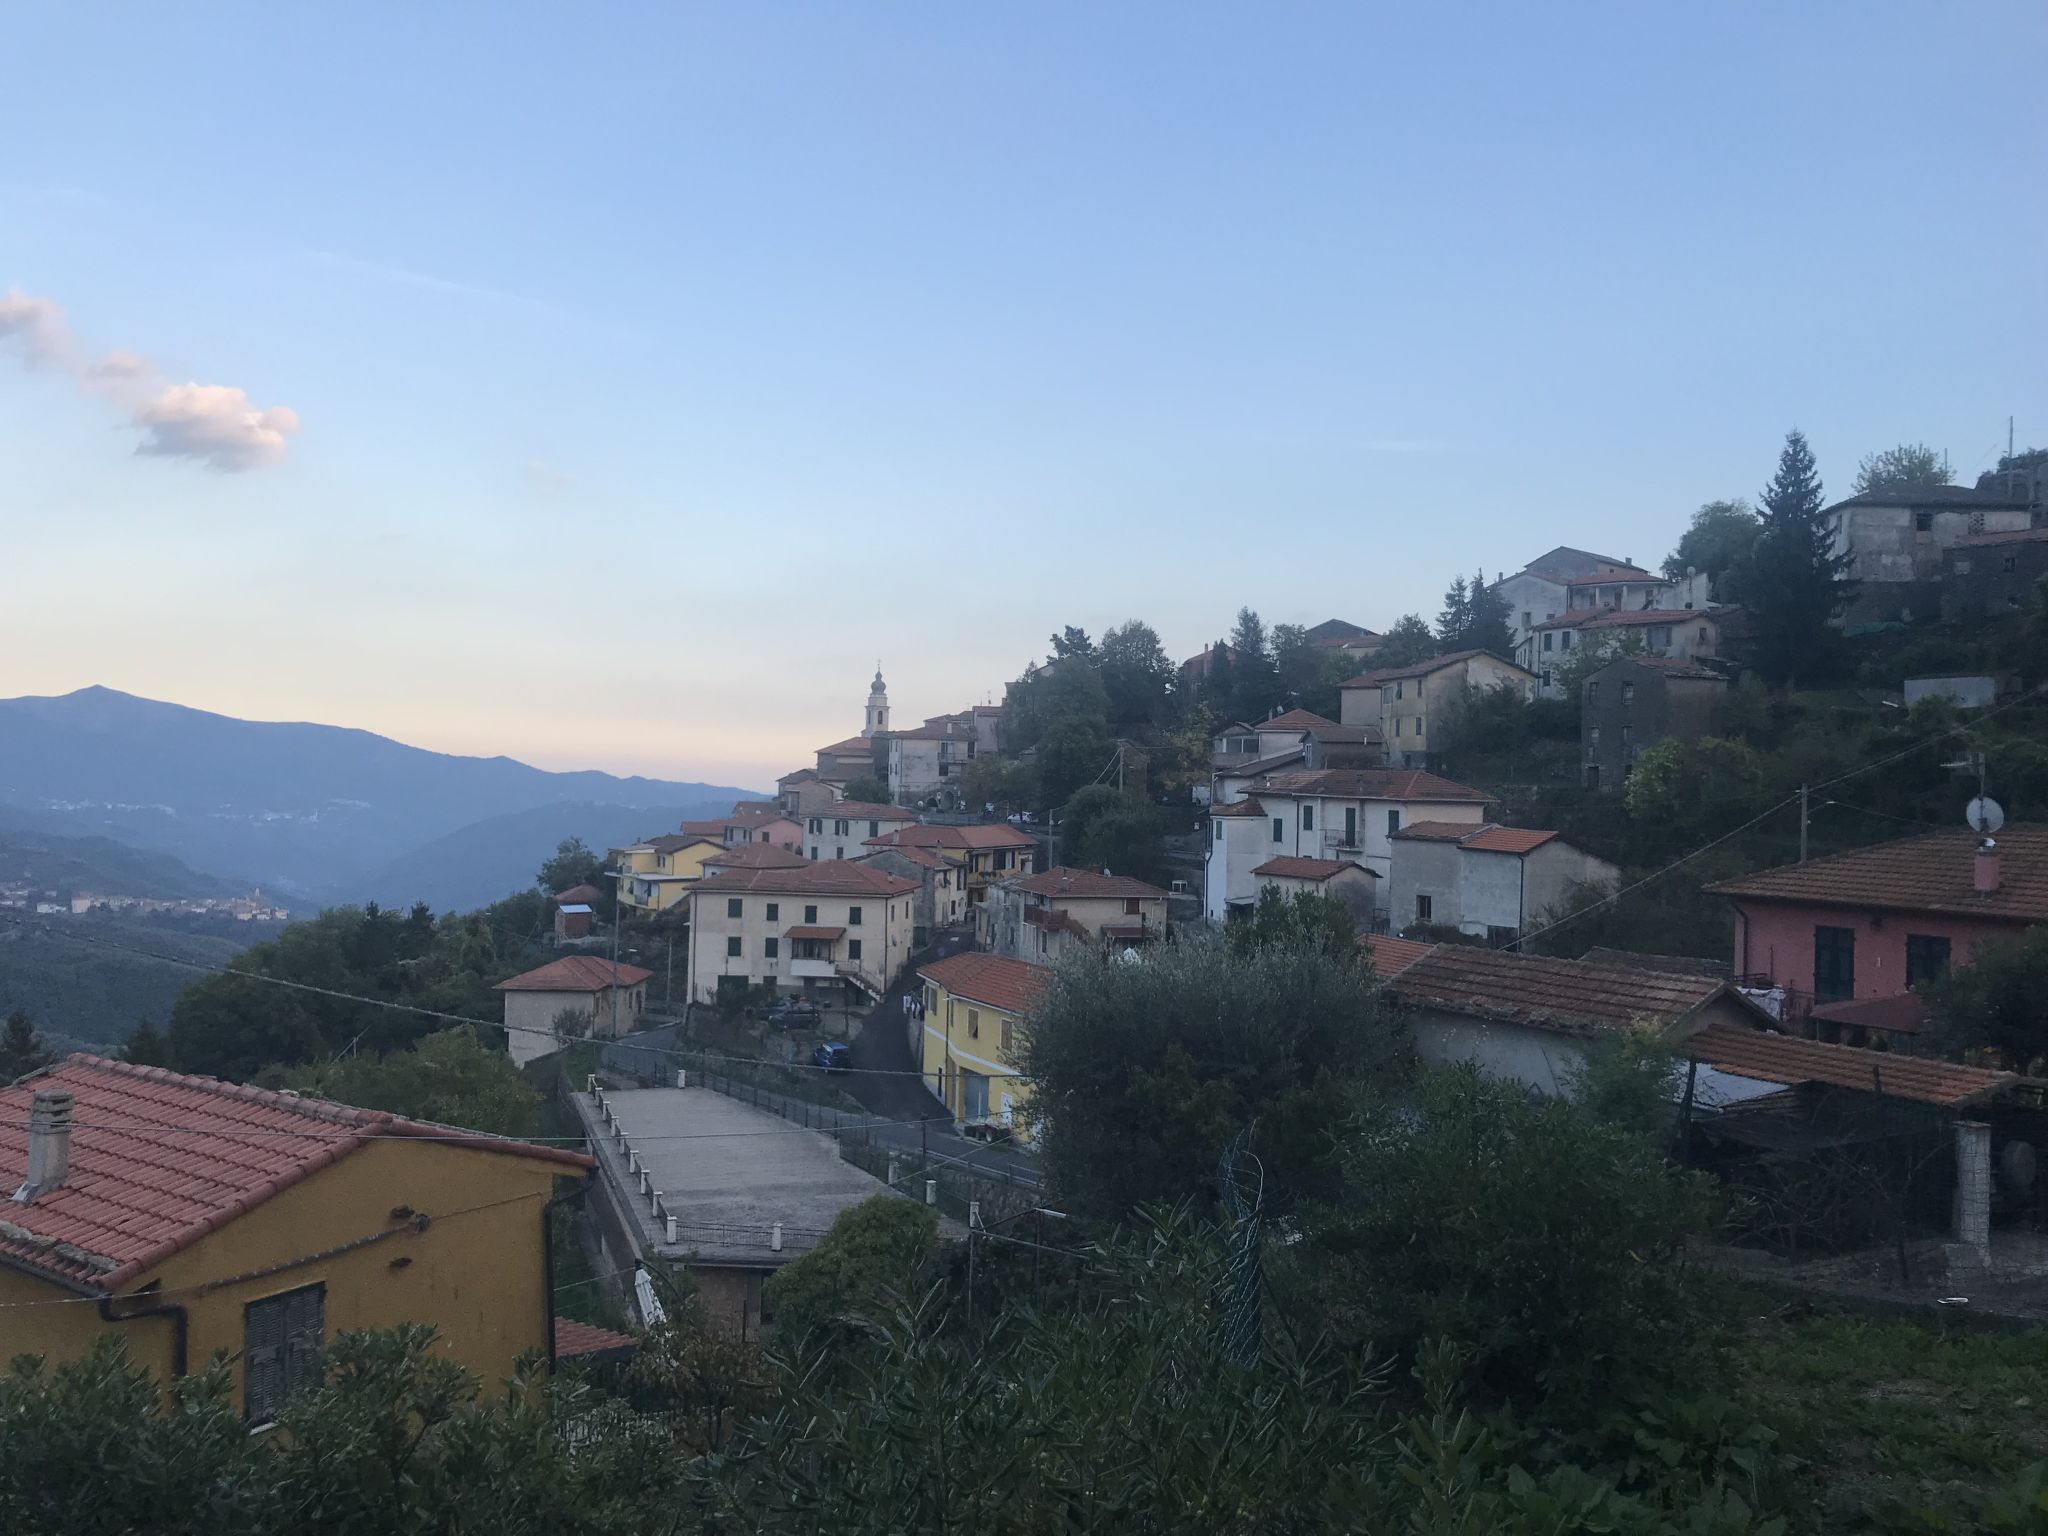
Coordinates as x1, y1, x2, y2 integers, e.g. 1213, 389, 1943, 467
1252, 856, 1367, 881
1389, 947, 1734, 1036
1706, 826, 2048, 924
1004, 866, 1167, 899
496, 955, 653, 992
1685, 1024, 2010, 1108
917, 953, 1051, 1014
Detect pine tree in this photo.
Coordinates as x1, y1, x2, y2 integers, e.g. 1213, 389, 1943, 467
1465, 568, 1515, 657
1728, 429, 1853, 686
1435, 575, 1471, 648
1227, 607, 1281, 723
0, 1010, 52, 1082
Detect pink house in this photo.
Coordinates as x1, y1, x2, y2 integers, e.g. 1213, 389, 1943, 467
1706, 826, 2047, 1013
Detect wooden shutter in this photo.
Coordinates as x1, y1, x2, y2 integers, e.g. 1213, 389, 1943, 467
283, 1285, 326, 1402
243, 1294, 287, 1423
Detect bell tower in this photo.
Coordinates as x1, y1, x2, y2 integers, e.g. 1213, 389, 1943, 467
863, 665, 890, 738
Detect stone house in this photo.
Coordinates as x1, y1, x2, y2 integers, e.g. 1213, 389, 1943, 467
1337, 650, 1536, 767
1522, 608, 1728, 699
1580, 655, 1729, 791
858, 843, 966, 942
1824, 485, 2033, 630
1940, 527, 2048, 623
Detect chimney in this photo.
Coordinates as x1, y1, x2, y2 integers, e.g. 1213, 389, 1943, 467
1975, 837, 2000, 896
12, 1090, 74, 1203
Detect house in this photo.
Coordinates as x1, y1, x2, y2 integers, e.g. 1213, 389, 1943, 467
553, 902, 594, 942
1940, 528, 2048, 623
859, 843, 966, 943
494, 954, 654, 1068
1705, 826, 2048, 1020
1360, 932, 1435, 978
1521, 608, 1729, 699
1386, 823, 1619, 943
613, 833, 724, 915
1337, 651, 1536, 767
863, 822, 1039, 905
801, 800, 917, 860
1249, 856, 1380, 924
813, 735, 881, 787
685, 859, 918, 1005
1493, 547, 1651, 658
980, 866, 1169, 963
1209, 708, 1382, 805
681, 803, 804, 851
700, 843, 812, 876
1178, 641, 1237, 690
881, 715, 980, 806
572, 1083, 926, 1335
1824, 485, 2034, 630
0, 1055, 591, 1412
776, 768, 843, 818
918, 951, 1051, 1140
1204, 767, 1492, 922
1580, 655, 1730, 790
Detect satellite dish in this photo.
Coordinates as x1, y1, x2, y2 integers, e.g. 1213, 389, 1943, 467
1967, 797, 2005, 834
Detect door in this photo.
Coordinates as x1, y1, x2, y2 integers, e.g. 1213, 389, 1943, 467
1343, 807, 1357, 848
1813, 925, 1855, 1003
962, 1070, 989, 1122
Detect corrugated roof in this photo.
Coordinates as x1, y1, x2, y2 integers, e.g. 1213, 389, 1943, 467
1706, 826, 2048, 924
918, 952, 1050, 1015
496, 955, 654, 992
0, 1055, 590, 1292
1006, 866, 1167, 899
1389, 947, 1735, 1036
1252, 856, 1366, 881
1684, 1024, 2012, 1108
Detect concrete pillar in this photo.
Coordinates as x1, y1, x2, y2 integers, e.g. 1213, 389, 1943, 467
675, 1069, 687, 1089
887, 1155, 900, 1186
665, 1214, 678, 1243
771, 1222, 783, 1252
925, 1179, 937, 1206
1953, 1120, 1992, 1256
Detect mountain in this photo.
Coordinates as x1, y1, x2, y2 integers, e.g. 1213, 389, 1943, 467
0, 826, 248, 901
0, 912, 266, 1052
0, 687, 759, 904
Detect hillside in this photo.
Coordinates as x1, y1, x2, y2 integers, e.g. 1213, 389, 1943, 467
0, 687, 757, 903
0, 912, 268, 1052
0, 824, 249, 901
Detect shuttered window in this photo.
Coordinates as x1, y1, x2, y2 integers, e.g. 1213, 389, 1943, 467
244, 1283, 324, 1425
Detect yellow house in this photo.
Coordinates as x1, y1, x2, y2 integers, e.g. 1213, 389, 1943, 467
613, 833, 723, 915
917, 952, 1050, 1140
0, 1055, 592, 1418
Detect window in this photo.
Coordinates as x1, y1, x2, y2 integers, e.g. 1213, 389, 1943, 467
1542, 632, 1554, 652
1521, 610, 1531, 627
1906, 935, 1951, 987
1914, 510, 1934, 532
1697, 625, 1709, 643
1393, 717, 1402, 737
1620, 725, 1632, 748
1000, 1015, 1014, 1051
2003, 555, 2019, 574
1124, 897, 1141, 915
1589, 726, 1601, 748
834, 818, 849, 836
1415, 894, 1433, 922
1586, 682, 1599, 704
1343, 807, 1357, 845
1386, 809, 1401, 835
835, 846, 844, 859
726, 898, 742, 918
1214, 822, 1224, 841
868, 820, 880, 836
1540, 669, 1552, 688
1301, 805, 1314, 832
1271, 817, 1284, 843
809, 846, 819, 860
1813, 925, 1855, 1003
808, 818, 821, 833
848, 905, 862, 925
243, 1284, 324, 1425
1621, 682, 1634, 706
848, 938, 863, 961
764, 937, 779, 958
968, 1008, 980, 1039
1415, 715, 1424, 737
804, 904, 817, 923
766, 903, 778, 921
726, 936, 742, 957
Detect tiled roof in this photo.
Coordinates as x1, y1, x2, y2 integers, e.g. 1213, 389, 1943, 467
727, 803, 789, 823
1956, 527, 2048, 548
1809, 991, 1930, 1035
1252, 856, 1364, 881
817, 800, 914, 820
1209, 797, 1269, 819
777, 768, 821, 785
554, 1317, 636, 1359
678, 819, 732, 838
860, 845, 948, 872
1826, 485, 2029, 511
867, 823, 1036, 851
1684, 1024, 2012, 1108
0, 1055, 590, 1292
1360, 935, 1434, 976
1006, 866, 1167, 899
1261, 708, 1345, 733
1388, 947, 1735, 1037
496, 955, 653, 992
1217, 748, 1308, 779
1341, 648, 1502, 686
552, 884, 603, 904
1588, 655, 1726, 680
693, 861, 915, 897
785, 925, 846, 940
1705, 826, 2048, 924
816, 736, 875, 757
1520, 547, 1644, 580
648, 833, 720, 854
1580, 947, 1732, 979
1391, 820, 1483, 843
702, 844, 809, 870
1463, 826, 1560, 855
1531, 607, 1720, 632
1251, 769, 1493, 804
918, 952, 1050, 1015
1023, 905, 1089, 938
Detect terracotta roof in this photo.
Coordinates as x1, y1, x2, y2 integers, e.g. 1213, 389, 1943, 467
1705, 826, 2048, 924
860, 845, 948, 872
1520, 547, 1645, 580
867, 823, 1036, 851
1580, 947, 1732, 979
648, 833, 720, 854
702, 843, 810, 870
1023, 905, 1089, 938
918, 952, 1051, 1015
1464, 826, 1559, 855
693, 861, 915, 897
785, 925, 846, 941
1209, 797, 1270, 819
1809, 991, 1931, 1035
1389, 947, 1739, 1037
1006, 866, 1167, 899
0, 1055, 590, 1292
814, 800, 914, 821
815, 736, 875, 757
552, 884, 603, 904
1956, 527, 2048, 548
778, 768, 821, 785
1253, 856, 1364, 882
1261, 708, 1345, 733
1391, 820, 1483, 843
1252, 769, 1492, 804
1684, 1024, 2012, 1109
1360, 935, 1434, 976
726, 803, 789, 823
1532, 608, 1717, 632
1340, 649, 1524, 686
1589, 655, 1726, 680
554, 1317, 637, 1359
678, 820, 732, 838
496, 955, 653, 992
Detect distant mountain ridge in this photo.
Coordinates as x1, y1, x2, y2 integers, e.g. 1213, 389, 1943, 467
0, 826, 247, 901
0, 687, 758, 905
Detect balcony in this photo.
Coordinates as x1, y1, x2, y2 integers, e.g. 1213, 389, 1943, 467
788, 958, 836, 979
1321, 830, 1365, 855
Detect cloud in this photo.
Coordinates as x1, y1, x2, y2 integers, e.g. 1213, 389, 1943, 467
0, 286, 298, 471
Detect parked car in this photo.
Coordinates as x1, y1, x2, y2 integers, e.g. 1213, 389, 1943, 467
761, 997, 822, 1028
812, 1041, 853, 1071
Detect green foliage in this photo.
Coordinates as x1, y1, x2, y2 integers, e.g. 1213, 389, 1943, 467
536, 836, 602, 895
763, 1195, 939, 1345
1056, 784, 1168, 885
1377, 613, 1439, 668
627, 1267, 773, 1450
1439, 568, 1514, 656
1924, 925, 2048, 1072
1097, 618, 1175, 730
282, 1026, 541, 1137
1564, 1028, 1682, 1145
0, 911, 262, 1050
838, 774, 893, 805
1226, 606, 1282, 724
1299, 1066, 1722, 1411
1227, 885, 1358, 964
1033, 712, 1116, 811
119, 1017, 173, 1066
1624, 736, 1770, 850
956, 752, 1035, 813
1554, 625, 1649, 704
0, 1009, 53, 1082
1271, 623, 1356, 719
1726, 429, 1854, 686
1022, 930, 1406, 1220
1853, 442, 1952, 496
1663, 498, 1762, 583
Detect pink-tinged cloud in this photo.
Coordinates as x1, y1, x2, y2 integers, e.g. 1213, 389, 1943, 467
0, 286, 299, 472
131, 384, 300, 472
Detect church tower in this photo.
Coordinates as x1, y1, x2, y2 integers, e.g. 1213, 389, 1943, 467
863, 666, 890, 738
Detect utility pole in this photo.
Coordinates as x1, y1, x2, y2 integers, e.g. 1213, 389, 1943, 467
1798, 784, 1809, 863
609, 871, 623, 1039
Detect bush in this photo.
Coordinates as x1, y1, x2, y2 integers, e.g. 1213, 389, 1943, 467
764, 1196, 939, 1345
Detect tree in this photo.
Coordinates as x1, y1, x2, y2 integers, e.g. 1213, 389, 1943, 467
1462, 568, 1514, 656
1057, 785, 1168, 885
120, 1018, 173, 1067
1725, 429, 1853, 686
1978, 445, 2047, 496
957, 754, 1032, 814
1661, 498, 1760, 584
1034, 713, 1115, 812
1435, 573, 1472, 649
1021, 931, 1406, 1220
1225, 607, 1281, 724
1097, 619, 1173, 731
839, 774, 893, 806
1853, 442, 1951, 496
1048, 625, 1096, 662
284, 1027, 543, 1137
1271, 624, 1354, 719
0, 1009, 52, 1081
537, 837, 602, 895
1226, 886, 1357, 964
1375, 613, 1438, 669
764, 1195, 939, 1344
1926, 926, 2048, 1072
1622, 736, 1769, 851
168, 975, 325, 1080
1553, 625, 1649, 705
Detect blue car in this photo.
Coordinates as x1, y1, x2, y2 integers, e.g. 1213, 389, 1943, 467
812, 1041, 853, 1071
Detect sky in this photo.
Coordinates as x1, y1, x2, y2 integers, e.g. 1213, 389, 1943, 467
3, 2, 2043, 790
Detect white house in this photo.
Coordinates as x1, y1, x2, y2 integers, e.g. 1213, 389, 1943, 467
1209, 708, 1382, 805
1385, 822, 1619, 943
685, 859, 918, 1005
1519, 607, 1730, 699
801, 801, 917, 860
1248, 855, 1380, 924
1492, 547, 1652, 659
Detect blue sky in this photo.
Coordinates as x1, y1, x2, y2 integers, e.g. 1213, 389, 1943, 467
3, 2, 2042, 787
